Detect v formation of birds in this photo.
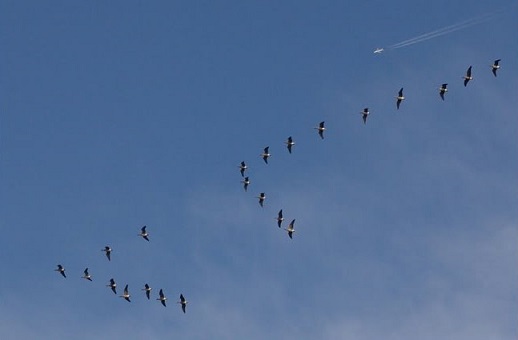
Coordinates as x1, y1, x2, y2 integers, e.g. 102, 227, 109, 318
55, 225, 188, 313
237, 59, 503, 237
55, 59, 503, 313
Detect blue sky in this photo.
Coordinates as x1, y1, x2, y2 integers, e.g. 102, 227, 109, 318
1, 1, 517, 339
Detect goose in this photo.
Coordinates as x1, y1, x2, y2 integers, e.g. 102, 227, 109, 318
241, 177, 250, 192
261, 147, 271, 164
157, 289, 167, 307
178, 294, 188, 313
492, 59, 501, 77
120, 284, 131, 302
55, 264, 66, 278
139, 226, 149, 241
396, 88, 405, 109
285, 136, 295, 154
142, 283, 152, 300
439, 84, 448, 100
463, 66, 473, 86
314, 121, 325, 139
107, 278, 117, 294
257, 193, 266, 207
82, 267, 92, 281
284, 219, 296, 239
275, 209, 284, 228
238, 161, 248, 177
359, 108, 369, 124
102, 246, 112, 261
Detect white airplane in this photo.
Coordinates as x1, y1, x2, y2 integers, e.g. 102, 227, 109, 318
374, 48, 384, 54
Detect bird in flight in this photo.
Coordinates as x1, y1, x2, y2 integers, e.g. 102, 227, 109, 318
396, 88, 405, 109
55, 264, 66, 278
178, 294, 188, 313
491, 59, 501, 77
102, 246, 112, 261
120, 284, 131, 302
275, 209, 284, 228
107, 278, 117, 294
439, 83, 448, 100
285, 219, 296, 239
285, 136, 295, 154
238, 161, 248, 177
257, 193, 266, 207
142, 283, 152, 300
139, 226, 150, 241
82, 267, 92, 281
261, 147, 271, 164
157, 289, 167, 307
241, 177, 250, 192
463, 66, 473, 86
359, 108, 370, 124
314, 121, 325, 139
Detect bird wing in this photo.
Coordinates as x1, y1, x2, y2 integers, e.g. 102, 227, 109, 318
467, 66, 472, 76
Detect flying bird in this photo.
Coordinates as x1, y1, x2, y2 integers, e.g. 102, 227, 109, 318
238, 161, 248, 177
314, 121, 325, 139
178, 294, 188, 313
491, 59, 501, 77
359, 108, 370, 124
107, 278, 117, 294
439, 83, 448, 100
275, 209, 284, 228
463, 66, 473, 86
285, 136, 295, 154
396, 88, 405, 109
241, 177, 250, 192
261, 147, 271, 164
139, 226, 149, 241
55, 264, 66, 278
82, 267, 92, 281
257, 193, 266, 207
142, 284, 152, 300
285, 219, 296, 239
102, 246, 112, 261
157, 289, 167, 307
120, 284, 131, 302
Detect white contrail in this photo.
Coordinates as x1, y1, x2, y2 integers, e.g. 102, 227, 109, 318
387, 9, 505, 50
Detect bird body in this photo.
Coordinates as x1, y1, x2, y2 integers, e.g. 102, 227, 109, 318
120, 284, 131, 302
396, 88, 405, 109
314, 121, 325, 139
238, 161, 248, 177
359, 108, 369, 124
157, 289, 167, 307
257, 193, 266, 207
285, 219, 296, 239
102, 246, 112, 261
107, 278, 117, 294
492, 59, 501, 77
241, 177, 250, 192
275, 209, 284, 228
142, 284, 152, 300
261, 147, 271, 164
463, 66, 473, 86
178, 294, 188, 313
55, 264, 66, 278
139, 226, 150, 241
82, 267, 92, 281
439, 83, 448, 100
285, 136, 295, 154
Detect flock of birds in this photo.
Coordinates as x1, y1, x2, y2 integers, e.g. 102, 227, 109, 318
54, 226, 188, 313
54, 57, 504, 313
236, 59, 504, 238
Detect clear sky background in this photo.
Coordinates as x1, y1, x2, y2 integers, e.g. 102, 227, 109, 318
1, 1, 517, 339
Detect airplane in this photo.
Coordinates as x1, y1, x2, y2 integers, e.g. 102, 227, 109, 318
374, 48, 384, 54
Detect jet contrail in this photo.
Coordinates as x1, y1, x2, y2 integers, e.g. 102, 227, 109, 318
386, 8, 506, 50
